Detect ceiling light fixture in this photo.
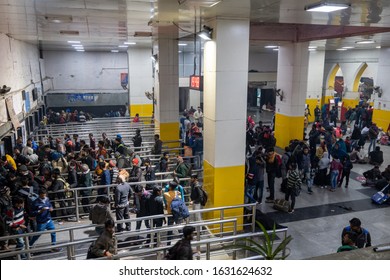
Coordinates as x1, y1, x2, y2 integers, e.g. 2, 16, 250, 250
71, 44, 83, 47
124, 42, 136, 45
74, 46, 84, 49
272, 48, 279, 51
118, 45, 128, 48
178, 43, 187, 46
336, 48, 347, 51
342, 46, 354, 49
376, 46, 381, 49
265, 45, 278, 49
305, 2, 350, 13
198, 25, 213, 40
356, 39, 376, 44
111, 50, 119, 53
76, 50, 85, 52
67, 41, 80, 44
209, 1, 222, 7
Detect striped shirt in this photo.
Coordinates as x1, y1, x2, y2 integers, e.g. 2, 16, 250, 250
6, 207, 25, 229
287, 170, 301, 189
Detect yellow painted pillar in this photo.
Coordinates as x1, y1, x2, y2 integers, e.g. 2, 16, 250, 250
275, 42, 310, 149
203, 15, 250, 231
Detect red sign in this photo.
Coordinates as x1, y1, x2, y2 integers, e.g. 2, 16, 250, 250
189, 75, 203, 91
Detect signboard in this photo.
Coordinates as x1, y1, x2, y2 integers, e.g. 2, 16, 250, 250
121, 73, 128, 88
189, 75, 203, 91
67, 93, 95, 103
5, 97, 20, 129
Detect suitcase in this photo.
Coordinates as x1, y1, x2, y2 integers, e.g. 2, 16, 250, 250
372, 185, 389, 205
273, 199, 290, 213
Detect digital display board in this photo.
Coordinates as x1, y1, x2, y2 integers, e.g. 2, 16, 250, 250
189, 75, 203, 91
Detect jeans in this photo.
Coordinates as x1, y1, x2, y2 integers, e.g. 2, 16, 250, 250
368, 138, 376, 153
136, 214, 150, 231
339, 171, 350, 186
305, 171, 313, 190
267, 173, 276, 200
285, 188, 296, 211
192, 203, 202, 222
116, 205, 131, 231
245, 185, 256, 203
167, 216, 182, 245
253, 180, 264, 204
331, 170, 339, 190
29, 220, 56, 246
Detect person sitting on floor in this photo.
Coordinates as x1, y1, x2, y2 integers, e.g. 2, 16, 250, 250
362, 165, 383, 186
369, 146, 384, 166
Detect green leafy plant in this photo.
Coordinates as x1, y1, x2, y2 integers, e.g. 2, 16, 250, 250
230, 221, 293, 260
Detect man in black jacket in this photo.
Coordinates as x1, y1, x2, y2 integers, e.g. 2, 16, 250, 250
165, 226, 195, 260
146, 186, 165, 245
143, 158, 156, 191
132, 128, 142, 152
152, 134, 163, 155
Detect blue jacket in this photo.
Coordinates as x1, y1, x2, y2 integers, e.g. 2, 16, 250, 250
100, 169, 111, 186
31, 197, 53, 224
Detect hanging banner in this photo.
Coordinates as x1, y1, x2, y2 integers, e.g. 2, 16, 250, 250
67, 93, 95, 103
5, 97, 20, 129
121, 73, 128, 88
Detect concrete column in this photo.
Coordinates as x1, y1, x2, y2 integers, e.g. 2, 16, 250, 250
203, 17, 250, 225
128, 48, 154, 117
274, 42, 310, 149
153, 27, 179, 144
373, 47, 390, 130
306, 50, 325, 122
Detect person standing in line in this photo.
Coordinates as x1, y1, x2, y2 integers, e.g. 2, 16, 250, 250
114, 175, 132, 232
132, 128, 142, 152
89, 196, 114, 235
330, 156, 343, 192
285, 163, 301, 214
189, 174, 203, 222
265, 148, 279, 203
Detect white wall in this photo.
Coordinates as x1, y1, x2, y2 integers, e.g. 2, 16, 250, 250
307, 50, 325, 100
324, 49, 379, 91
0, 33, 42, 137
248, 51, 278, 72
43, 51, 128, 91
375, 47, 390, 109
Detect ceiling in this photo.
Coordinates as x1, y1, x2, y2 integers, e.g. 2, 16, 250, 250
1, 0, 390, 53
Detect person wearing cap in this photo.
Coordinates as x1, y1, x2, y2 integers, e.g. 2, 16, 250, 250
129, 158, 142, 186
129, 149, 142, 167
165, 225, 196, 260
114, 175, 133, 232
341, 218, 371, 248
143, 158, 156, 191
132, 128, 142, 152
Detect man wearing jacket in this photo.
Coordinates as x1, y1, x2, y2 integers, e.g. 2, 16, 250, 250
114, 175, 132, 232
341, 218, 372, 249
265, 148, 279, 203
29, 188, 62, 252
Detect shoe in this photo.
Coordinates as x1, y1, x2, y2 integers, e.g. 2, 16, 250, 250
308, 189, 313, 194
67, 217, 77, 222
288, 209, 294, 214
329, 189, 335, 192
57, 220, 63, 225
265, 199, 274, 203
51, 248, 63, 253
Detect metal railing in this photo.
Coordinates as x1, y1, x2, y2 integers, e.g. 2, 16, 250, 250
0, 203, 262, 260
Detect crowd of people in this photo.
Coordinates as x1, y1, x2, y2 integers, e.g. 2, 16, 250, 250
0, 121, 206, 259
245, 102, 390, 214
46, 109, 93, 124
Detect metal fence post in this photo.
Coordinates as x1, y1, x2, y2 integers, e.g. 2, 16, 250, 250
74, 191, 80, 222
220, 210, 224, 237
69, 229, 75, 260
251, 204, 257, 233
206, 243, 210, 260
233, 220, 237, 260
24, 236, 32, 260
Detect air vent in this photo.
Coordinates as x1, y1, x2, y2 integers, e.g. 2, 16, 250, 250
134, 31, 152, 37
60, 30, 80, 35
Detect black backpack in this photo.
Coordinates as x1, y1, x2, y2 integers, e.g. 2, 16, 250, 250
199, 186, 208, 206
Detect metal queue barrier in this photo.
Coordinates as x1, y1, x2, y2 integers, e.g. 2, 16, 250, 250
0, 203, 265, 260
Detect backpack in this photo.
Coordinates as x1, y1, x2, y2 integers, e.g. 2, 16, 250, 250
170, 195, 190, 220
199, 186, 208, 206
57, 177, 73, 198
164, 239, 183, 260
18, 187, 39, 210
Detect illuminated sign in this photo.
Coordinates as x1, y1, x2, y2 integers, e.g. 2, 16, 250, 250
189, 75, 203, 91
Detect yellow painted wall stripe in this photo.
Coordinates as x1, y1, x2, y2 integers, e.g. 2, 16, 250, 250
353, 63, 368, 92
274, 113, 304, 149
130, 104, 153, 118
372, 109, 390, 131
203, 160, 245, 231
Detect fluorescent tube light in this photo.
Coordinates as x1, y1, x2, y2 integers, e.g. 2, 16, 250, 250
67, 41, 80, 44
305, 2, 350, 13
111, 50, 119, 53
124, 42, 136, 45
356, 39, 375, 44
265, 45, 278, 49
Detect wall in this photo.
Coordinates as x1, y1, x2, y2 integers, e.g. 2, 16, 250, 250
248, 51, 278, 72
43, 51, 128, 91
306, 50, 325, 122
0, 33, 43, 140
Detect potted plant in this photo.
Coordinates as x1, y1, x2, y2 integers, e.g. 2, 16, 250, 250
230, 221, 293, 260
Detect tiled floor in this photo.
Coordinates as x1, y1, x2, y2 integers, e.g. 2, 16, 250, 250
251, 108, 390, 259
